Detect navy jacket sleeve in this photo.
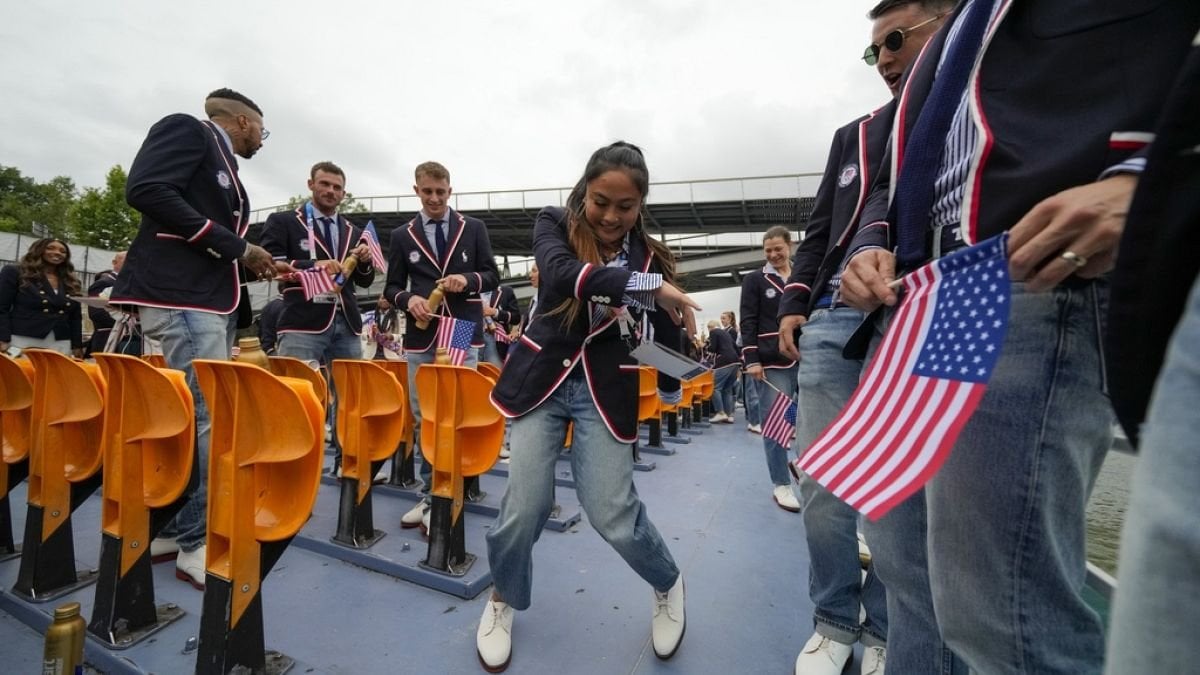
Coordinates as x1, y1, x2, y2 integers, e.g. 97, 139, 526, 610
496, 287, 520, 326
384, 226, 413, 310
534, 208, 632, 305
466, 218, 500, 295
845, 142, 894, 262
739, 274, 761, 366
0, 266, 17, 343
125, 114, 247, 262
780, 126, 845, 318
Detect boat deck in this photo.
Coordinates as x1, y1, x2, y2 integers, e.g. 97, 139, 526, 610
0, 411, 838, 674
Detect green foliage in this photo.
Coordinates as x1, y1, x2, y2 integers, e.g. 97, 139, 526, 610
68, 166, 140, 249
283, 192, 369, 214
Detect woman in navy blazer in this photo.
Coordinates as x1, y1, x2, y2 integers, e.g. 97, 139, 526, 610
478, 142, 698, 672
0, 238, 83, 357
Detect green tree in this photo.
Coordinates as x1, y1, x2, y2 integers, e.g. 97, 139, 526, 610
282, 192, 369, 214
68, 165, 140, 250
0, 165, 77, 237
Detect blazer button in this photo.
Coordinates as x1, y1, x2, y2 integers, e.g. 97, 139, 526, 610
561, 359, 571, 368
43, 309, 49, 313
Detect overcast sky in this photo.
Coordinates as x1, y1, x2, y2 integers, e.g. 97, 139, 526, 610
3, 1, 890, 212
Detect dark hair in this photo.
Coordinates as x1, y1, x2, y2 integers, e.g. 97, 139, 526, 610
415, 161, 450, 182
19, 238, 81, 296
310, 161, 345, 180
763, 226, 792, 244
547, 141, 678, 328
867, 0, 955, 20
205, 88, 262, 116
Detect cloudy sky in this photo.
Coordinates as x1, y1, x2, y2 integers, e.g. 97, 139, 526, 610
3, 1, 890, 212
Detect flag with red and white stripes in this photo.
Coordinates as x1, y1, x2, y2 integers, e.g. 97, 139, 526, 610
797, 233, 1011, 520
294, 268, 336, 300
359, 220, 387, 273
762, 386, 797, 448
435, 315, 476, 366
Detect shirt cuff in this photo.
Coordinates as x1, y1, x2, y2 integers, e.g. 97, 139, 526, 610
1099, 157, 1147, 180
623, 272, 662, 310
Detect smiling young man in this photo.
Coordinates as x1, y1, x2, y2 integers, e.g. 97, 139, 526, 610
776, 2, 952, 673
384, 161, 500, 530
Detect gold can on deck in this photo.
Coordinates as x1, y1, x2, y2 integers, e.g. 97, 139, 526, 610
42, 601, 85, 675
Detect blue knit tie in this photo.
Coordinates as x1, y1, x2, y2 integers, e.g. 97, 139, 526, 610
432, 220, 446, 263
893, 1, 992, 268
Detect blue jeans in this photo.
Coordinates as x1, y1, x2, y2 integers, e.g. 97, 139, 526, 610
486, 370, 679, 610
138, 306, 237, 552
743, 373, 761, 425
863, 282, 1112, 674
406, 346, 478, 489
756, 365, 797, 486
794, 307, 887, 647
1105, 275, 1200, 674
278, 315, 363, 460
480, 332, 502, 366
711, 364, 739, 416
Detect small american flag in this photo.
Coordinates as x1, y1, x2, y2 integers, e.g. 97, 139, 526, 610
359, 220, 387, 273
762, 386, 797, 448
797, 234, 1011, 520
493, 327, 513, 345
435, 315, 476, 366
294, 268, 336, 300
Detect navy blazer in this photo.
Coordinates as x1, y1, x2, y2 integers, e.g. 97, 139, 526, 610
259, 206, 375, 334
86, 270, 118, 353
112, 114, 252, 316
846, 0, 1200, 266
1107, 43, 1200, 446
491, 207, 682, 443
780, 102, 894, 318
485, 285, 520, 330
706, 327, 739, 368
0, 266, 83, 348
740, 266, 794, 369
383, 208, 499, 350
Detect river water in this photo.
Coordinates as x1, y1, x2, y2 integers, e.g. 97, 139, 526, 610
1085, 449, 1136, 575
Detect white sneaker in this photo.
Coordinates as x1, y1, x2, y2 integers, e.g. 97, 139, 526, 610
499, 446, 511, 459
709, 412, 729, 423
476, 598, 513, 672
400, 501, 427, 529
747, 423, 762, 434
773, 485, 801, 513
373, 464, 389, 484
421, 506, 431, 536
861, 645, 886, 675
149, 537, 179, 561
651, 574, 685, 659
175, 545, 206, 590
793, 632, 853, 675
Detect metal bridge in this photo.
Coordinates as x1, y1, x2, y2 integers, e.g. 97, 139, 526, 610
248, 174, 822, 297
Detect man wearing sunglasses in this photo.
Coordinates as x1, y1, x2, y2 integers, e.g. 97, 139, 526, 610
837, 1, 1200, 673
777, 2, 952, 674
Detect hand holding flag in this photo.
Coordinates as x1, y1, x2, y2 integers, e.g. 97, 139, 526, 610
359, 220, 387, 273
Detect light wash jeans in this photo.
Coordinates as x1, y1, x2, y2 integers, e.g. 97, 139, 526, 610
711, 363, 739, 417
862, 282, 1112, 674
794, 307, 887, 647
277, 314, 363, 460
480, 331, 503, 367
1105, 274, 1200, 674
486, 370, 680, 610
756, 364, 798, 486
743, 372, 761, 425
138, 306, 237, 552
406, 346, 478, 490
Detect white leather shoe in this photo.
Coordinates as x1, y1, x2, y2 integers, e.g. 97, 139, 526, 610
861, 645, 886, 675
651, 574, 685, 659
400, 501, 427, 529
175, 545, 206, 591
149, 537, 179, 562
774, 485, 801, 513
794, 632, 853, 674
373, 464, 389, 484
709, 412, 729, 423
476, 598, 513, 672
420, 506, 431, 537
747, 423, 762, 434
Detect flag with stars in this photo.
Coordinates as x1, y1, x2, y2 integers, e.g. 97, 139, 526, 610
762, 385, 798, 449
435, 315, 476, 366
359, 220, 387, 273
796, 233, 1011, 520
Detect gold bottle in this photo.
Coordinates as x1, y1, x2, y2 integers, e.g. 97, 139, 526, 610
415, 285, 445, 330
42, 601, 85, 675
234, 337, 271, 370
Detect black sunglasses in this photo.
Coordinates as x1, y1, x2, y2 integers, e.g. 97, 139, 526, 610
862, 13, 948, 65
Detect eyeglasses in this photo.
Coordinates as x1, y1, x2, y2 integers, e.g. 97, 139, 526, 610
862, 12, 948, 65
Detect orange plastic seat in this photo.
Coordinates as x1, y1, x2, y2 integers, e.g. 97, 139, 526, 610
637, 366, 662, 422
374, 360, 415, 449
93, 354, 194, 576
193, 360, 323, 627
332, 360, 406, 504
692, 370, 715, 405
476, 361, 501, 383
0, 355, 34, 496
268, 356, 328, 410
24, 350, 106, 541
416, 365, 505, 480
142, 354, 167, 369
